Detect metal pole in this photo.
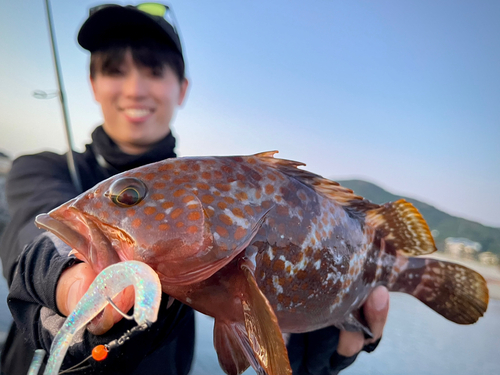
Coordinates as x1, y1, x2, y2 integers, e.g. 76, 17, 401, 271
43, 0, 82, 193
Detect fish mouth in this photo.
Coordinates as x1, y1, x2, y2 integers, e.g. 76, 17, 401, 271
35, 205, 128, 273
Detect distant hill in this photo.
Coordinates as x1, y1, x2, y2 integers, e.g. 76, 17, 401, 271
337, 179, 500, 257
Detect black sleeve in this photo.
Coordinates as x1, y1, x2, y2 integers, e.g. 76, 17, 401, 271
0, 153, 79, 285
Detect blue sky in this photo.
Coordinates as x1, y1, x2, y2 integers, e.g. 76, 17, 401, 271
0, 0, 499, 228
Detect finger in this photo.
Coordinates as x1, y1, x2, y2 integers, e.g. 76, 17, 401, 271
56, 263, 97, 316
362, 285, 390, 344
86, 285, 136, 335
336, 330, 364, 357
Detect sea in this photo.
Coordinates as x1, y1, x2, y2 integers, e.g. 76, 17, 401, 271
0, 273, 498, 375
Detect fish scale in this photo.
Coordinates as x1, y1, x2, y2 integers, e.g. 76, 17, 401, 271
36, 151, 489, 375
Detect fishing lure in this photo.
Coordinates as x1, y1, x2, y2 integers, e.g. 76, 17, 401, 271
27, 260, 162, 375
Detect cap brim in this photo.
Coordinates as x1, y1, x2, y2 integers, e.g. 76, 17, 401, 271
78, 6, 182, 54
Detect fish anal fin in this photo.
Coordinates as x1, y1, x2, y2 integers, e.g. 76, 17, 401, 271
240, 262, 292, 375
214, 320, 251, 375
367, 199, 436, 256
337, 310, 373, 339
389, 257, 489, 324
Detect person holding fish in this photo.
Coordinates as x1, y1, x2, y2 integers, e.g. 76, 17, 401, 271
0, 4, 392, 375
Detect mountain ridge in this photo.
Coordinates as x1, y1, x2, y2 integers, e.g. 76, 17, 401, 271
337, 179, 500, 257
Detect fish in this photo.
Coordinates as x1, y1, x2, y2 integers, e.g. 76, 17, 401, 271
36, 151, 489, 375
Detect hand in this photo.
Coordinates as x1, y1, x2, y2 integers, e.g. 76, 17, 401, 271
56, 262, 135, 335
336, 286, 390, 357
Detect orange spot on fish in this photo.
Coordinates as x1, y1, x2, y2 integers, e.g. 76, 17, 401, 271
202, 172, 211, 180
144, 207, 156, 215
234, 227, 247, 240
244, 205, 254, 216
132, 218, 141, 228
276, 205, 289, 216
158, 164, 174, 171
159, 223, 170, 230
273, 259, 285, 272
145, 224, 152, 230
213, 191, 221, 196
176, 221, 184, 228
173, 177, 189, 185
171, 208, 183, 219
232, 207, 244, 218
180, 163, 189, 171
126, 209, 136, 217
286, 265, 292, 273
201, 195, 214, 204
162, 201, 174, 209
265, 184, 274, 195
183, 195, 195, 203
224, 196, 235, 204
215, 183, 231, 192
151, 193, 164, 201
219, 214, 233, 226
235, 191, 248, 201
262, 201, 272, 209
236, 173, 246, 181
216, 225, 229, 238
187, 225, 198, 234
187, 211, 201, 221
173, 189, 186, 197
217, 201, 227, 210
267, 173, 276, 181
161, 174, 171, 181
214, 171, 223, 179
255, 190, 262, 199
153, 182, 166, 189
221, 165, 233, 174
144, 173, 155, 181
197, 183, 210, 190
100, 211, 109, 220
155, 213, 165, 221
95, 201, 103, 209
275, 195, 282, 202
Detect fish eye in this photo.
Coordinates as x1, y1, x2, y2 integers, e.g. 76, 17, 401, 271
108, 178, 147, 207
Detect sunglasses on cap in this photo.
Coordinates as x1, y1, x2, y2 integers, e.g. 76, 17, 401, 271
89, 3, 180, 34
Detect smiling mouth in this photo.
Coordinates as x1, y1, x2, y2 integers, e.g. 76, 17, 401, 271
122, 108, 153, 119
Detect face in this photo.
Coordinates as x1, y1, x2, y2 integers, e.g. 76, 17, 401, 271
91, 50, 189, 155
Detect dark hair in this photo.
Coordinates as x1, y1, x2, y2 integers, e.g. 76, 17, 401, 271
90, 40, 185, 81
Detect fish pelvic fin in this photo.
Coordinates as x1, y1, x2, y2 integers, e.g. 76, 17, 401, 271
389, 256, 489, 324
214, 321, 251, 375
240, 262, 292, 375
366, 199, 436, 256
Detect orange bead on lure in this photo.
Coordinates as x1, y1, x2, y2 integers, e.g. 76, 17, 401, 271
35, 151, 489, 375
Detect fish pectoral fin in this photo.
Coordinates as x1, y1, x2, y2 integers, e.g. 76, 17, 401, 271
337, 310, 373, 339
214, 321, 251, 375
240, 262, 292, 375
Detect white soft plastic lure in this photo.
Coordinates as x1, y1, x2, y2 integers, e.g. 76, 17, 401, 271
27, 260, 162, 375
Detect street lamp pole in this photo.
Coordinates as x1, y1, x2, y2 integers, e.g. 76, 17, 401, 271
43, 0, 82, 192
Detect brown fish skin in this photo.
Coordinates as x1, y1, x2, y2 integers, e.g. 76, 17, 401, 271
35, 151, 489, 375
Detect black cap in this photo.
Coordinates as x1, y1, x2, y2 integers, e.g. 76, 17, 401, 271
78, 5, 182, 56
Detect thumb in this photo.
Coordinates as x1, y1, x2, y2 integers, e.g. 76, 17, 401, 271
56, 263, 97, 316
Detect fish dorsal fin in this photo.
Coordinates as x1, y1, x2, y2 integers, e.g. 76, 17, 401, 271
253, 151, 378, 211
366, 199, 436, 256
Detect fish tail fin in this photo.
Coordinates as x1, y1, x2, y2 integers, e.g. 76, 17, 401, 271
388, 256, 489, 324
213, 320, 251, 375
366, 199, 436, 256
